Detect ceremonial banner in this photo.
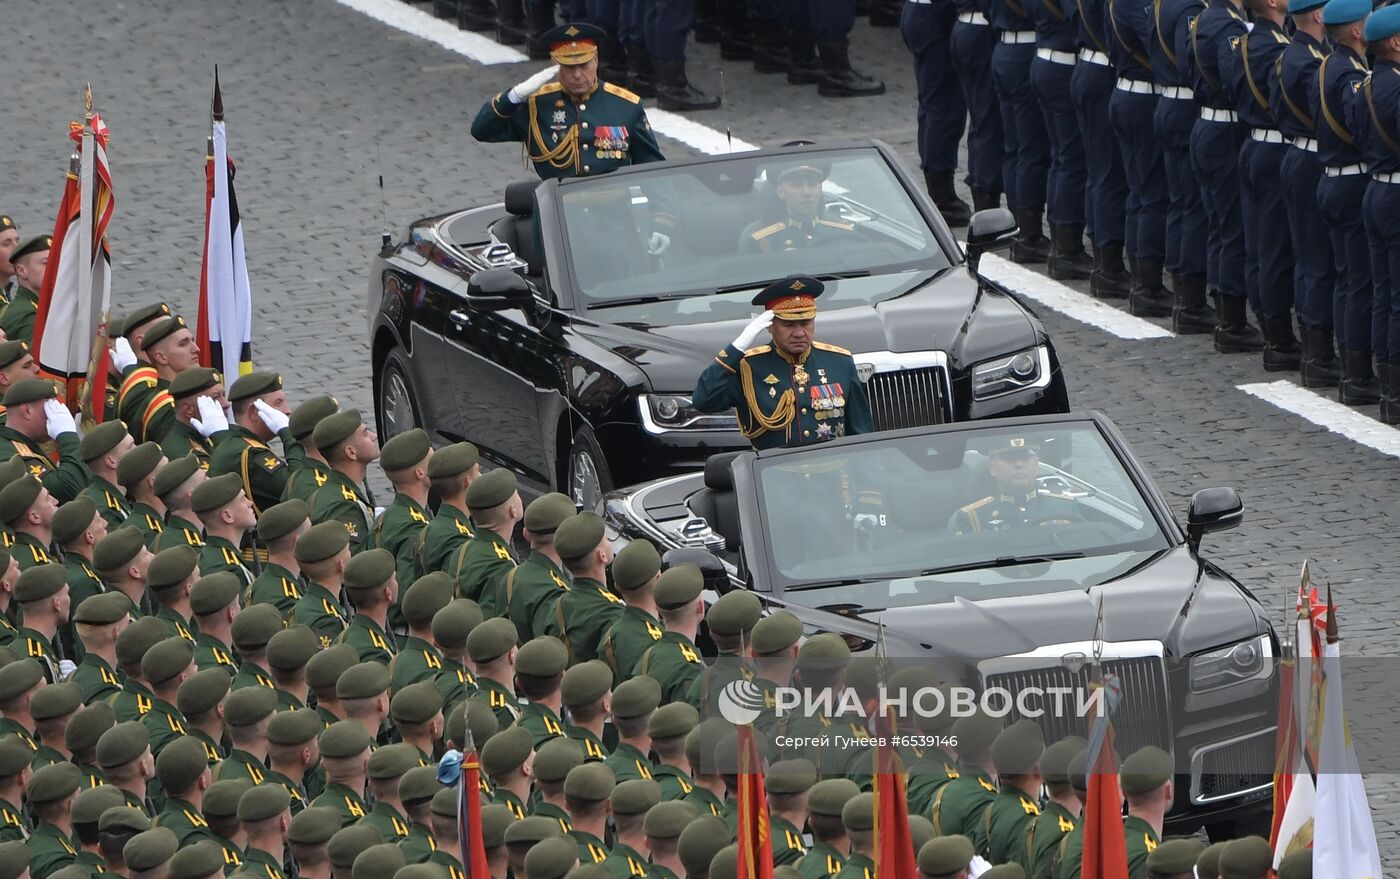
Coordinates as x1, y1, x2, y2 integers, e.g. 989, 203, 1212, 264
1081, 670, 1129, 879
438, 748, 490, 879
736, 725, 774, 879
872, 713, 916, 879
197, 68, 254, 382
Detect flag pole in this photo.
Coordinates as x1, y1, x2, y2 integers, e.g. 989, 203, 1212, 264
75, 85, 95, 409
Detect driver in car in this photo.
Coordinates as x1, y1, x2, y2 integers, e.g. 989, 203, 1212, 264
949, 438, 1079, 533
738, 162, 860, 254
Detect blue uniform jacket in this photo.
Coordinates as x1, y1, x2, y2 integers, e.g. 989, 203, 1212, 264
1271, 32, 1327, 142
1314, 44, 1368, 167
990, 0, 1038, 33
1075, 0, 1114, 56
1224, 18, 1288, 129
1031, 0, 1080, 52
1356, 59, 1400, 175
1190, 0, 1247, 108
1154, 0, 1200, 86
1107, 0, 1158, 80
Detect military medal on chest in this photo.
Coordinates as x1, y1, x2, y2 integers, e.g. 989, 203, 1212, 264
793, 363, 810, 387
764, 373, 779, 399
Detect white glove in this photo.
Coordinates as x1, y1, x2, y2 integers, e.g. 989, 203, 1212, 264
374, 506, 386, 519
191, 395, 230, 437
732, 310, 775, 350
508, 66, 560, 103
968, 856, 994, 877
43, 399, 77, 438
58, 659, 77, 678
111, 337, 137, 371
854, 513, 881, 531
647, 232, 671, 256
253, 399, 291, 434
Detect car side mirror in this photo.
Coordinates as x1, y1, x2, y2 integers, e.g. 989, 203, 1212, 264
1186, 486, 1243, 553
965, 208, 1018, 273
466, 269, 535, 312
662, 546, 732, 594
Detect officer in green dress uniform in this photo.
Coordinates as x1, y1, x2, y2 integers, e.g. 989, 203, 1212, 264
950, 438, 1080, 534
374, 428, 434, 600
450, 468, 521, 616
471, 24, 665, 180
560, 660, 612, 762
418, 442, 479, 577
739, 161, 863, 255
0, 379, 87, 504
71, 591, 130, 701
767, 759, 816, 867
192, 475, 257, 589
148, 546, 201, 643
692, 276, 874, 450
212, 687, 278, 785
162, 367, 224, 469
389, 572, 455, 694
237, 784, 293, 879
603, 676, 661, 783
597, 540, 664, 687
152, 737, 220, 847
505, 494, 574, 642
830, 793, 876, 879
140, 637, 196, 756
930, 711, 1002, 846
310, 720, 373, 827
338, 548, 399, 664
684, 589, 762, 715
797, 779, 860, 879
562, 762, 615, 869
648, 703, 699, 800
362, 744, 421, 844
245, 499, 309, 616
13, 563, 69, 682
397, 765, 443, 864
177, 668, 231, 764
1119, 746, 1172, 876
190, 572, 243, 673
604, 780, 659, 877
983, 720, 1045, 863
466, 617, 523, 730
1023, 737, 1084, 878
544, 511, 622, 663
635, 565, 705, 703
152, 455, 208, 552
207, 371, 303, 517
0, 235, 49, 344
292, 522, 352, 648
308, 409, 378, 555
428, 598, 479, 708
917, 836, 976, 879
483, 725, 535, 820
532, 737, 584, 831
513, 635, 571, 748
78, 420, 134, 526
228, 604, 284, 692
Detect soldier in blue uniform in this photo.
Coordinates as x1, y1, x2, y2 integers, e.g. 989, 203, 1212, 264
901, 0, 972, 226
1029, 0, 1092, 278
990, 0, 1052, 264
1358, 4, 1400, 422
949, 0, 1005, 215
471, 24, 666, 180
949, 437, 1080, 533
1072, 0, 1132, 299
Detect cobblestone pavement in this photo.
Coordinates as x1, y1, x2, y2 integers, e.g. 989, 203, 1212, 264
8, 0, 1400, 857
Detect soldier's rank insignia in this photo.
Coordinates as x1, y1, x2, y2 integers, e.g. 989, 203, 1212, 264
763, 374, 779, 384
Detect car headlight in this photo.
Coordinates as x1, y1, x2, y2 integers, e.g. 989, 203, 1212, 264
1189, 635, 1273, 693
638, 395, 741, 434
971, 346, 1050, 400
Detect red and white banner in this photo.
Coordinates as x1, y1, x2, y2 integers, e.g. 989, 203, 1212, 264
197, 69, 254, 382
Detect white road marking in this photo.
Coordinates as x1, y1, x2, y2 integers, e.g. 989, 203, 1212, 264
332, 0, 528, 65
646, 109, 758, 154
976, 253, 1176, 341
1238, 380, 1400, 458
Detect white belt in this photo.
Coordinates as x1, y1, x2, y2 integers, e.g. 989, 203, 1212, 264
1291, 136, 1318, 152
1161, 85, 1193, 99
1079, 48, 1110, 65
1250, 128, 1284, 143
1200, 107, 1237, 122
956, 10, 989, 23
1115, 78, 1158, 95
1325, 163, 1369, 177
1036, 47, 1077, 64
908, 0, 933, 5
1373, 171, 1400, 184
1000, 30, 1036, 43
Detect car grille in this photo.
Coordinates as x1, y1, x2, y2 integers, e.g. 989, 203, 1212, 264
1191, 723, 1276, 804
865, 366, 952, 430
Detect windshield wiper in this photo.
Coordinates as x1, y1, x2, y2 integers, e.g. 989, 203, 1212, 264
784, 577, 871, 592
918, 552, 1086, 577
713, 271, 872, 296
588, 293, 707, 310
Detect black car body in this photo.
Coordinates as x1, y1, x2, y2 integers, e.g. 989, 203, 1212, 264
369, 141, 1068, 508
604, 411, 1277, 835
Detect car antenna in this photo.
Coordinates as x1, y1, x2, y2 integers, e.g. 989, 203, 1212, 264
720, 70, 733, 153
375, 114, 392, 250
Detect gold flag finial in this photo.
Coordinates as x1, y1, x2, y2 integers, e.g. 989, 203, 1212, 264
84, 83, 93, 118
1325, 581, 1338, 645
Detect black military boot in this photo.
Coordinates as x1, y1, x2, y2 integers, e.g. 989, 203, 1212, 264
816, 38, 886, 97
1380, 363, 1400, 424
869, 0, 903, 26
924, 171, 972, 227
1170, 273, 1215, 334
1212, 294, 1264, 353
1048, 224, 1093, 280
1090, 242, 1131, 299
1260, 315, 1302, 372
495, 0, 529, 45
525, 3, 556, 59
971, 190, 1001, 212
1299, 325, 1341, 388
720, 0, 752, 59
654, 59, 722, 111
1128, 258, 1172, 318
457, 0, 496, 30
1009, 208, 1050, 264
695, 0, 722, 42
788, 31, 820, 84
434, 0, 460, 20
1338, 348, 1381, 405
626, 43, 657, 97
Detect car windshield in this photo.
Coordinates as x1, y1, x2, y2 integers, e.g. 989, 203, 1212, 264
555, 148, 951, 322
750, 423, 1173, 609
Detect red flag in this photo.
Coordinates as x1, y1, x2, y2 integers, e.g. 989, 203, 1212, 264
1269, 638, 1298, 853
872, 713, 917, 879
457, 749, 490, 879
1081, 672, 1129, 879
32, 154, 80, 394
736, 725, 774, 879
197, 68, 254, 382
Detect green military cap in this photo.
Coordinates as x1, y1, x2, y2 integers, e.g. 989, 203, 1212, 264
643, 800, 697, 840
648, 701, 699, 740
231, 603, 284, 652
0, 645, 19, 668
430, 787, 459, 819
178, 667, 232, 716
267, 624, 321, 671
312, 409, 363, 455
157, 736, 213, 792
505, 815, 563, 844
94, 525, 147, 572
466, 617, 519, 664
909, 817, 936, 860
353, 844, 406, 879
443, 697, 470, 743
481, 725, 534, 776
980, 866, 1025, 879
29, 760, 82, 803
766, 758, 817, 795
553, 511, 605, 562
101, 805, 152, 833
0, 474, 40, 525
2, 377, 57, 407
66, 700, 117, 753
148, 545, 200, 591
343, 548, 395, 593
74, 590, 132, 625
398, 764, 443, 804
367, 742, 421, 780
516, 635, 568, 677
678, 818, 731, 878
809, 778, 860, 817
191, 472, 243, 513
795, 631, 850, 672
426, 441, 480, 478
295, 520, 351, 563
481, 803, 518, 847
529, 733, 585, 783
705, 590, 763, 637
268, 708, 323, 746
328, 825, 385, 870
153, 454, 202, 498
169, 367, 222, 402
708, 845, 739, 879
379, 428, 431, 472
80, 420, 130, 462
142, 636, 196, 685
524, 492, 575, 535
0, 457, 25, 491
751, 610, 803, 656
610, 675, 661, 719
337, 661, 390, 700
1120, 745, 1173, 795
97, 720, 151, 768
1068, 749, 1089, 793
0, 657, 42, 700
1040, 736, 1087, 785
394, 865, 448, 879
125, 827, 180, 871
227, 370, 283, 404
306, 642, 360, 690
390, 680, 444, 724
1276, 850, 1311, 879
257, 498, 310, 543
119, 616, 172, 667
431, 598, 483, 650
951, 710, 1004, 751
190, 572, 242, 616
30, 680, 81, 721
991, 719, 1045, 775
121, 302, 173, 338
609, 778, 661, 816
1147, 839, 1207, 875
319, 719, 373, 759
1196, 843, 1228, 879
238, 783, 292, 821
53, 495, 99, 543
169, 841, 228, 879
73, 783, 127, 825
223, 686, 278, 727
117, 441, 165, 488
654, 564, 703, 611
202, 778, 254, 819
0, 737, 32, 776
611, 539, 661, 591
841, 792, 875, 832
561, 660, 612, 707
402, 571, 453, 628
563, 761, 615, 802
14, 562, 68, 602
289, 395, 340, 442
465, 468, 516, 510
140, 315, 187, 352
1218, 836, 1273, 879
0, 341, 28, 370
523, 836, 578, 879
464, 698, 500, 749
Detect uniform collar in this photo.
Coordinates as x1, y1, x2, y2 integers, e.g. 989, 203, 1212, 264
998, 491, 1037, 504
1295, 30, 1325, 49
775, 344, 812, 367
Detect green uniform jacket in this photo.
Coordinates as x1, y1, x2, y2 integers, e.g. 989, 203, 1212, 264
241, 847, 287, 879
532, 801, 573, 833
0, 719, 37, 751
128, 501, 167, 548
200, 535, 254, 588
771, 815, 808, 866
565, 724, 610, 761
12, 531, 54, 570
311, 782, 369, 827
116, 364, 175, 446
230, 659, 278, 693
650, 763, 695, 800
399, 821, 438, 864
375, 492, 431, 591
161, 420, 214, 470
419, 504, 473, 578
265, 765, 310, 814
692, 341, 874, 450
156, 513, 206, 551
1123, 815, 1159, 879
515, 701, 568, 749
244, 561, 302, 617
309, 469, 374, 554
0, 796, 24, 842
81, 475, 131, 527
361, 801, 413, 843
685, 656, 750, 716
213, 748, 273, 785
602, 841, 650, 879
636, 631, 704, 704
15, 625, 59, 682
282, 457, 333, 504
930, 768, 998, 846
155, 605, 198, 642
434, 659, 474, 708
603, 742, 655, 783
194, 633, 241, 674
451, 529, 516, 616
390, 635, 448, 694
797, 841, 847, 879
0, 286, 38, 344
142, 695, 190, 756
154, 796, 221, 848
505, 551, 570, 642
338, 613, 397, 664
0, 427, 87, 503
110, 678, 159, 723
429, 850, 467, 879
683, 785, 724, 819
984, 788, 1042, 863
1023, 801, 1077, 879
293, 581, 347, 648
492, 789, 527, 820
570, 829, 612, 869
64, 554, 105, 609
472, 677, 522, 730
599, 605, 664, 688
31, 744, 64, 770
545, 576, 623, 664
190, 728, 226, 764
1052, 824, 1083, 879
830, 852, 873, 879
28, 821, 78, 879
207, 425, 301, 516
469, 80, 664, 180
78, 763, 108, 789
904, 749, 960, 818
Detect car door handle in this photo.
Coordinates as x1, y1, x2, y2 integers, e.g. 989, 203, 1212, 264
449, 309, 469, 325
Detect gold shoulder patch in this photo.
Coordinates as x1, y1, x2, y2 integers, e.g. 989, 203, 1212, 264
818, 218, 855, 231
960, 497, 994, 513
750, 221, 787, 240
743, 344, 773, 356
603, 82, 642, 103
811, 341, 852, 355
534, 82, 563, 95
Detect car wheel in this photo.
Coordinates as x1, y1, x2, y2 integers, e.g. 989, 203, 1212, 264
377, 349, 422, 441
567, 426, 613, 514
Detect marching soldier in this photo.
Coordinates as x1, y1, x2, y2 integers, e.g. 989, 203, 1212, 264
293, 523, 352, 648
417, 441, 479, 577
451, 469, 521, 617
140, 637, 195, 757
1022, 736, 1084, 876
648, 703, 699, 800
178, 669, 232, 763
483, 726, 535, 820
606, 780, 659, 877
930, 711, 1001, 845
373, 428, 434, 599
830, 794, 876, 879
362, 744, 420, 844
766, 760, 815, 867
53, 497, 108, 616
282, 395, 340, 504
110, 617, 168, 723
309, 410, 378, 555
544, 511, 622, 663
228, 604, 283, 692
513, 635, 570, 748
982, 720, 1044, 863
244, 499, 308, 616
338, 549, 399, 664
238, 785, 294, 879
0, 738, 32, 840
14, 565, 69, 682
797, 779, 860, 879
1359, 4, 1400, 422
119, 315, 195, 446
79, 421, 134, 526
28, 762, 84, 879
310, 721, 372, 827
191, 476, 256, 589
466, 617, 523, 730
206, 371, 301, 517
190, 573, 241, 673
2, 475, 57, 571
71, 592, 131, 702
603, 676, 661, 784
561, 762, 615, 869
918, 837, 977, 879
152, 455, 208, 552
147, 547, 200, 642
560, 660, 613, 762
117, 442, 169, 547
389, 574, 455, 694
162, 367, 225, 468
0, 235, 48, 344
685, 589, 761, 714
635, 565, 705, 703
0, 659, 42, 747
1119, 746, 1172, 873
307, 644, 359, 728
428, 598, 478, 707
505, 494, 574, 642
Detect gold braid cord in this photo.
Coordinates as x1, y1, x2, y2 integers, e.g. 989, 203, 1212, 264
739, 357, 794, 441
527, 96, 579, 171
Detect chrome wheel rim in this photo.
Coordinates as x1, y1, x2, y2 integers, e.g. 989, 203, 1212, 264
382, 371, 416, 439
570, 447, 603, 513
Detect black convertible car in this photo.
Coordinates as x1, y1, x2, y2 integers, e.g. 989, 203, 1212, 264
605, 412, 1277, 837
368, 141, 1068, 510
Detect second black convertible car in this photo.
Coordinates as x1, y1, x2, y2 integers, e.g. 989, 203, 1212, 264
369, 140, 1068, 509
